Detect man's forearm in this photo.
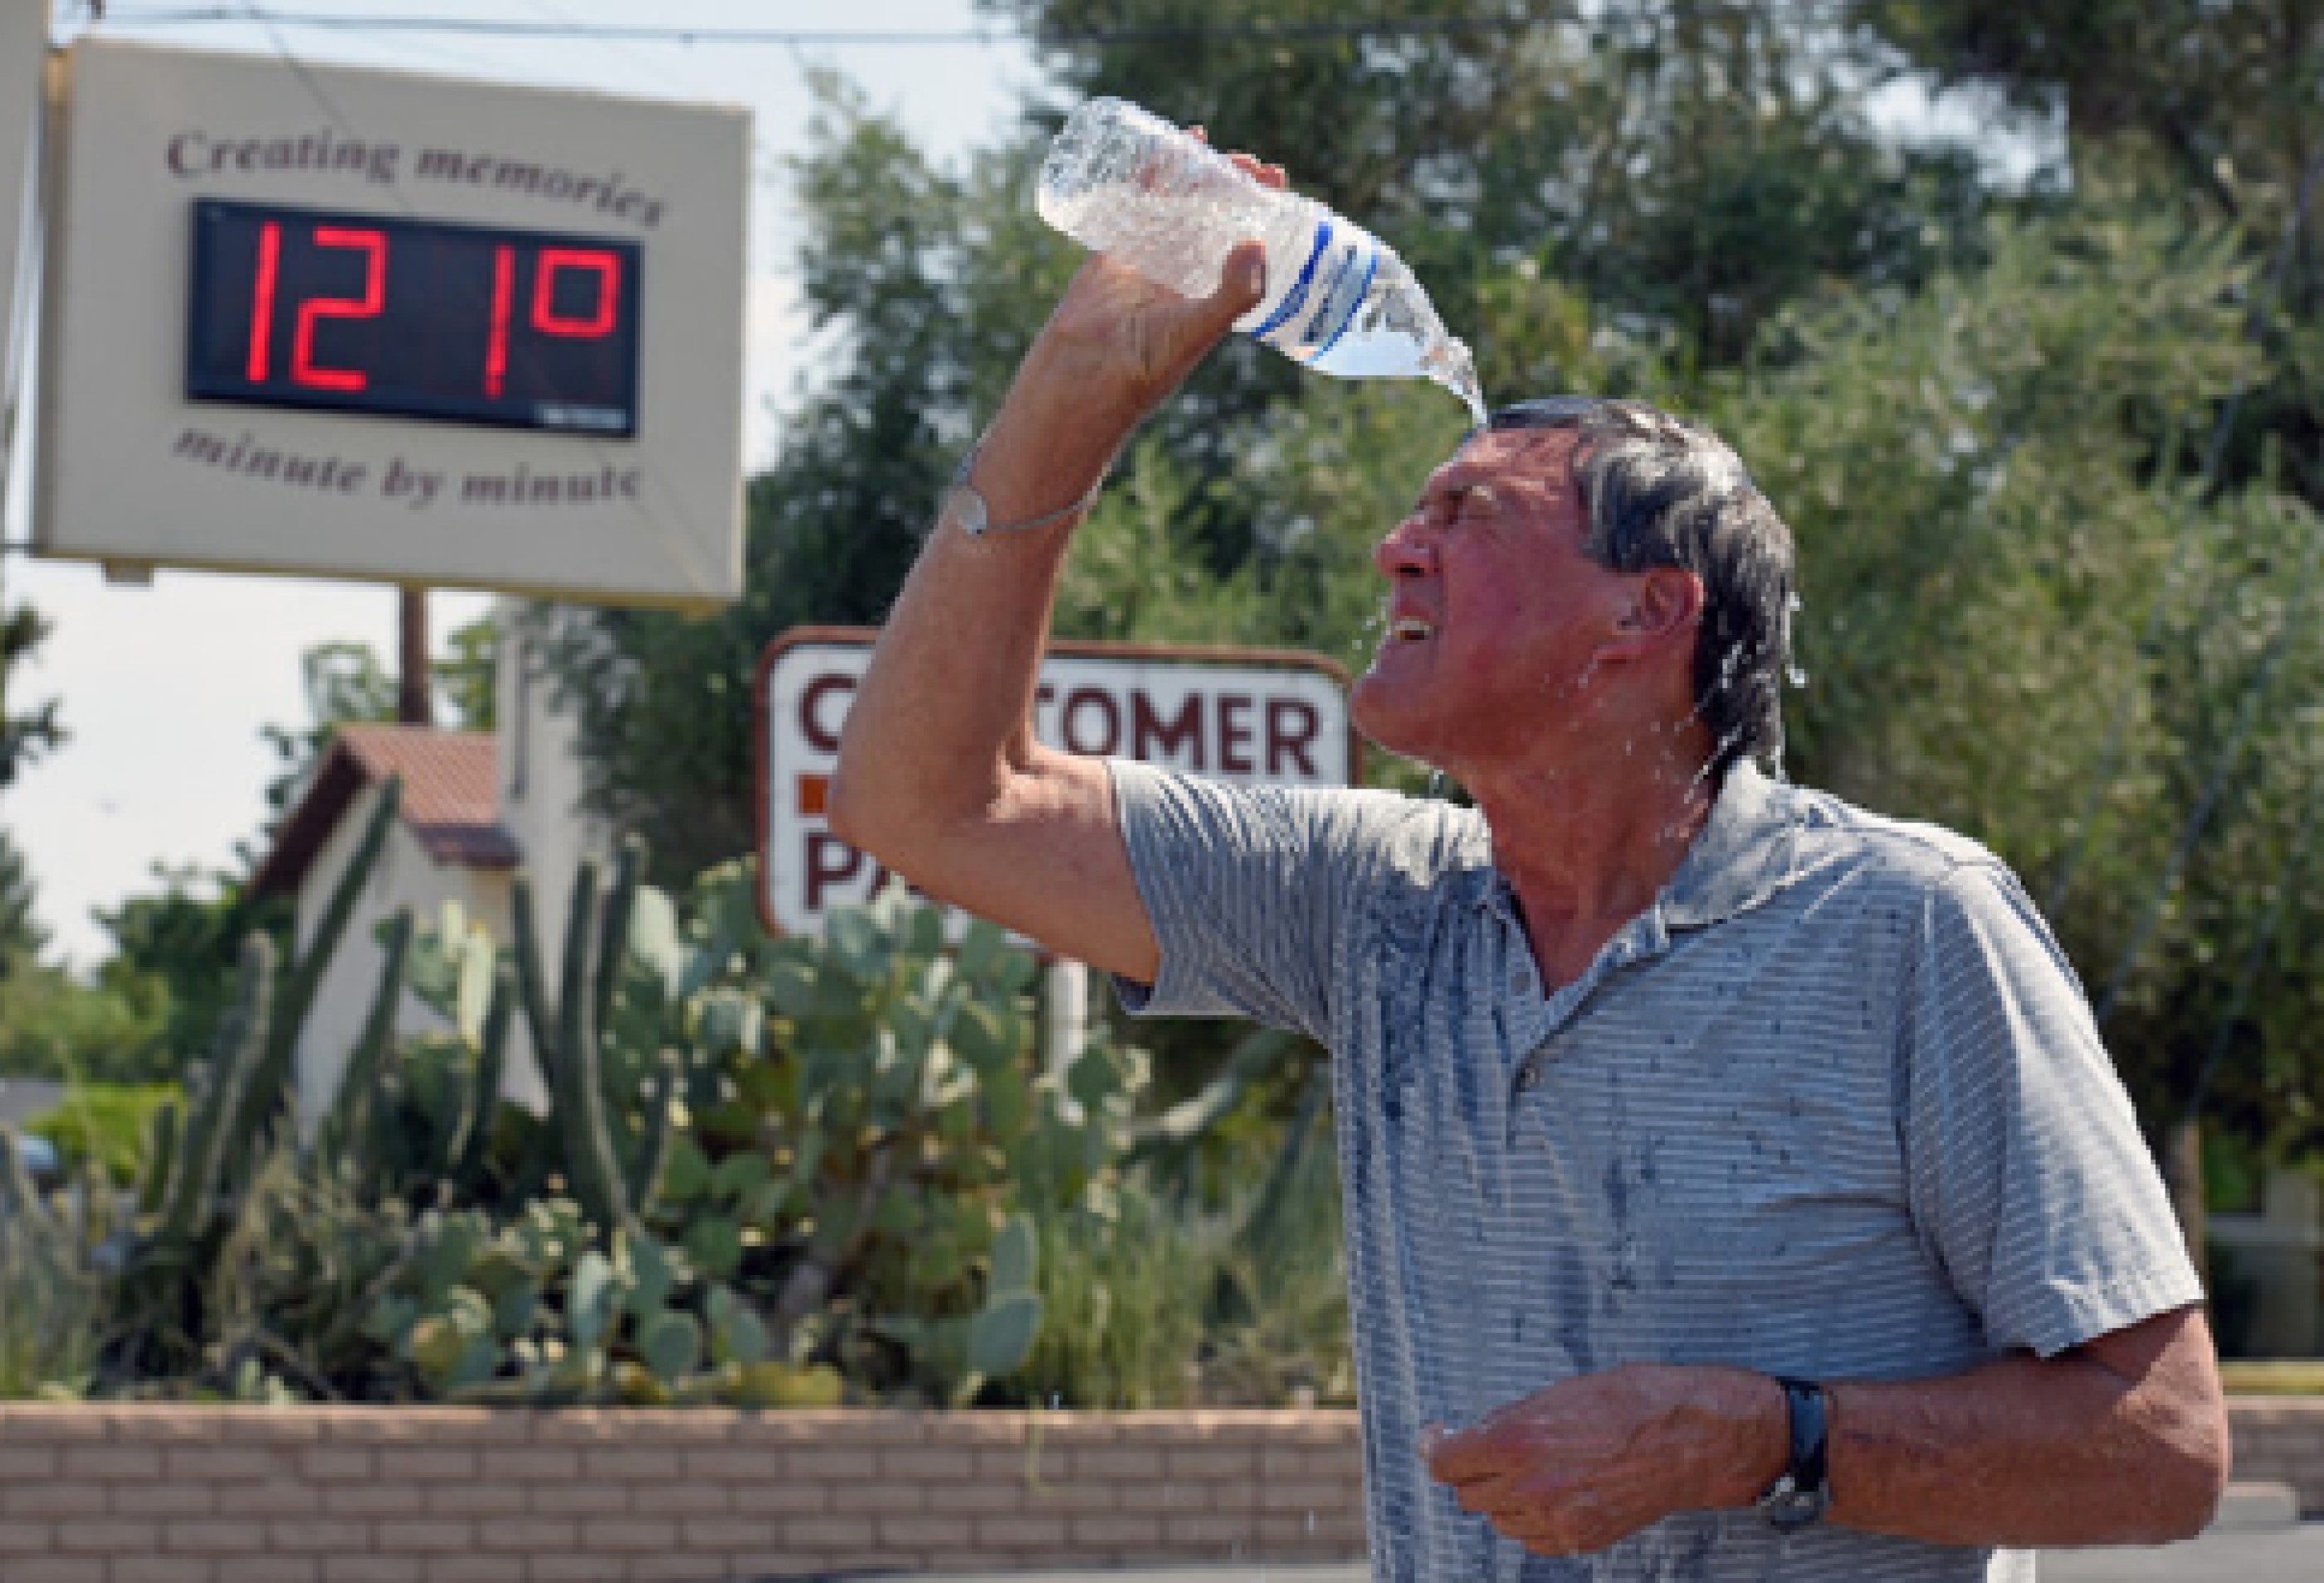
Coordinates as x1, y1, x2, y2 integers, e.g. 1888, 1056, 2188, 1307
1818, 1309, 2228, 1546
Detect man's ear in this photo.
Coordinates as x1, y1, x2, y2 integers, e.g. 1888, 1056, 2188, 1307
1604, 568, 1705, 659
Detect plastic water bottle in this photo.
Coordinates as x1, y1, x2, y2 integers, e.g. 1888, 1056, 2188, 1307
1037, 97, 1486, 425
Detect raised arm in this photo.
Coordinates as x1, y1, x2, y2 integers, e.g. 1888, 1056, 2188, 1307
827, 163, 1276, 981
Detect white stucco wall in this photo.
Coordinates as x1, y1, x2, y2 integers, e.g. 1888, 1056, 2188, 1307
290, 606, 615, 1140
289, 784, 534, 1138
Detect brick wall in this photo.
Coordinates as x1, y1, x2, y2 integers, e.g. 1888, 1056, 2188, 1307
0, 1398, 2317, 1581
0, 1405, 1365, 1581
2227, 1399, 2324, 1515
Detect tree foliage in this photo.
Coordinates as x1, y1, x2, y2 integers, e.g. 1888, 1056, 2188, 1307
519, 4, 2323, 1176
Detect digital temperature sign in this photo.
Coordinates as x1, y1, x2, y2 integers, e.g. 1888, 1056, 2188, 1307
185, 199, 642, 436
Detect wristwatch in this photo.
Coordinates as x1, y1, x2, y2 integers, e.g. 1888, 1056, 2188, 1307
943, 443, 1103, 538
1755, 1376, 1832, 1532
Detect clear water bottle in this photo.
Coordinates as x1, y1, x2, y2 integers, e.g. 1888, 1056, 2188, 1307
1037, 96, 1485, 424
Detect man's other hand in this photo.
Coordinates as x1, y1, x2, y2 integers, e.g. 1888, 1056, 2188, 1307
1423, 1364, 1784, 1556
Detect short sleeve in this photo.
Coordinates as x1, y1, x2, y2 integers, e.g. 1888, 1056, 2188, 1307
1897, 862, 2204, 1358
1106, 760, 1418, 1045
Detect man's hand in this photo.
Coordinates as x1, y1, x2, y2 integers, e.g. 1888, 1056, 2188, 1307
983, 141, 1281, 502
1423, 1365, 1784, 1556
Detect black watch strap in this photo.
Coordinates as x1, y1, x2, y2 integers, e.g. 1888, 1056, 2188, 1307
1755, 1375, 1831, 1532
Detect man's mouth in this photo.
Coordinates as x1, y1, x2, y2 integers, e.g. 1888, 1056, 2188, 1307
1390, 618, 1436, 642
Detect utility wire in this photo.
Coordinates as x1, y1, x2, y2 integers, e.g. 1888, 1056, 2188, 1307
95, 2, 1868, 49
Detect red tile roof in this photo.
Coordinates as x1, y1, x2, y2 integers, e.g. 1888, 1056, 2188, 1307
250, 725, 520, 897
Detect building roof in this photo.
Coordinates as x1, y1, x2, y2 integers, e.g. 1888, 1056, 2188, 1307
250, 724, 521, 898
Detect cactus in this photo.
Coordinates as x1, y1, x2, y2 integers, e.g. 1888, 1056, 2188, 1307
447, 962, 516, 1197
318, 907, 416, 1165
219, 776, 405, 1190
135, 1100, 178, 1219
511, 864, 638, 1239
159, 934, 276, 1246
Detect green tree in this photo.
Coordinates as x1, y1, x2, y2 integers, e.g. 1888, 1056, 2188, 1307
253, 611, 500, 846
90, 869, 290, 1082
0, 828, 44, 970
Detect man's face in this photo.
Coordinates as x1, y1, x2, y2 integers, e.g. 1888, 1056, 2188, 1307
1350, 427, 1638, 772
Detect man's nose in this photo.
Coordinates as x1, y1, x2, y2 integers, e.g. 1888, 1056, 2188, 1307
1375, 515, 1433, 577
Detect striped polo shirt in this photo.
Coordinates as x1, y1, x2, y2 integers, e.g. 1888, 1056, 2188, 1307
1110, 759, 2202, 1581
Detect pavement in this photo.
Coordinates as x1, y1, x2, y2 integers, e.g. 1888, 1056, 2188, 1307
896, 1488, 2324, 1582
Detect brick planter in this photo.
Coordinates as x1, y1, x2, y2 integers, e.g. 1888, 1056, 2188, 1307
0, 1398, 2316, 1580
0, 1405, 1365, 1581
2227, 1398, 2324, 1515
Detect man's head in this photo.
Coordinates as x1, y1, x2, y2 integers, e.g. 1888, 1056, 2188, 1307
1354, 396, 1794, 785
1489, 397, 1795, 779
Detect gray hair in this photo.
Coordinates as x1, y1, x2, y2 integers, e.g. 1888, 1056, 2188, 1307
1487, 398, 1795, 779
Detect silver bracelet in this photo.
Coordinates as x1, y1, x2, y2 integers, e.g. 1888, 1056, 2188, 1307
942, 442, 1103, 537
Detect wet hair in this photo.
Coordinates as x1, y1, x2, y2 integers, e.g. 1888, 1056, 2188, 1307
1487, 398, 1795, 779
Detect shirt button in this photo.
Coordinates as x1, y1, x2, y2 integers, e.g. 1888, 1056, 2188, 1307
1509, 966, 1533, 994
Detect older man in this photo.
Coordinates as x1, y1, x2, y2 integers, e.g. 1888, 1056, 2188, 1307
829, 152, 2228, 1581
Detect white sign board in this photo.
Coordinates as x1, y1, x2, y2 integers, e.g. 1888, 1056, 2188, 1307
0, 2, 45, 469
32, 37, 749, 608
756, 626, 1355, 936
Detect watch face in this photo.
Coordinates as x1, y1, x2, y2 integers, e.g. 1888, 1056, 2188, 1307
945, 482, 989, 536
1760, 1479, 1828, 1532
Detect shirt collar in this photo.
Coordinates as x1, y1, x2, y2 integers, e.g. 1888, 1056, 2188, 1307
1467, 761, 1804, 930
1657, 761, 1804, 930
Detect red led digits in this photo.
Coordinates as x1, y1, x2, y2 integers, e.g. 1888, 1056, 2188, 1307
246, 221, 282, 381
486, 244, 515, 398
194, 200, 639, 433
290, 227, 388, 392
532, 248, 621, 339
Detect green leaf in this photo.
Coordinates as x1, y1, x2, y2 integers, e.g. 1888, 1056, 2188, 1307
707, 1290, 769, 1368
989, 1213, 1038, 1295
904, 901, 947, 960
762, 958, 818, 1019
567, 1251, 617, 1351
637, 1309, 704, 1383
964, 1291, 1042, 1378
1067, 1047, 1121, 1115
954, 916, 1008, 984
414, 1214, 482, 1302
623, 1233, 678, 1318
983, 1063, 1030, 1140
827, 906, 887, 984
683, 1214, 745, 1281
657, 1135, 712, 1204
709, 1151, 771, 1205
950, 1000, 1015, 1074
492, 1282, 539, 1341
700, 989, 763, 1056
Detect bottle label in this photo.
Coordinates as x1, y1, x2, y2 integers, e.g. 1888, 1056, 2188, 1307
1249, 222, 1379, 364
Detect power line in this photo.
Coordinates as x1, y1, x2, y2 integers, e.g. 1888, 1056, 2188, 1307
94, 2, 1867, 50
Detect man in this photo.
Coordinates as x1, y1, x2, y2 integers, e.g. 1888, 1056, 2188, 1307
829, 149, 2229, 1580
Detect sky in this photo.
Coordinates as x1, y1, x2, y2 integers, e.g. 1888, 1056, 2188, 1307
2, 0, 1041, 970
